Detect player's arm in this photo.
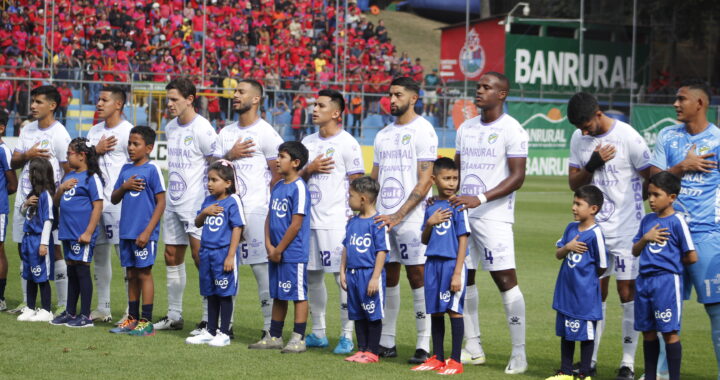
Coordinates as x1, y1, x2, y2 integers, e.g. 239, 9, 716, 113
639, 166, 652, 199
78, 199, 103, 244
632, 223, 669, 257
273, 214, 304, 256
451, 157, 526, 211
376, 160, 433, 229
5, 169, 17, 195
451, 234, 468, 293
339, 247, 348, 291
136, 192, 165, 249
650, 143, 717, 178
556, 234, 587, 260
265, 215, 278, 262
454, 153, 461, 186
370, 164, 379, 181
11, 142, 50, 170
224, 226, 242, 272
568, 144, 616, 191
367, 249, 387, 296
568, 166, 593, 191
682, 249, 698, 265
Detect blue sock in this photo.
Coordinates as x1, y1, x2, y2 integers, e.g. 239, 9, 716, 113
293, 322, 307, 339
207, 295, 220, 336
561, 338, 575, 374
666, 341, 681, 380
450, 316, 464, 362
76, 265, 93, 317
367, 320, 382, 355
128, 301, 140, 320
27, 281, 38, 310
219, 296, 232, 335
580, 340, 593, 376
431, 315, 445, 361
706, 304, 720, 379
39, 281, 51, 312
644, 339, 660, 380
270, 319, 284, 338
355, 319, 368, 352
141, 304, 153, 321
66, 264, 79, 315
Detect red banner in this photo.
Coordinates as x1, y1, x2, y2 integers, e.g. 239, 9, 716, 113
440, 19, 506, 82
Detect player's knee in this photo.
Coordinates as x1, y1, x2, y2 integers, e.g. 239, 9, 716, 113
406, 265, 424, 288
662, 331, 680, 344
617, 282, 635, 302
642, 331, 658, 341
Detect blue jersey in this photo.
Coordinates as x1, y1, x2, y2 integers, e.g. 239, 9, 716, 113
343, 213, 390, 268
633, 212, 694, 275
114, 162, 165, 240
23, 191, 54, 235
422, 200, 470, 259
269, 178, 311, 263
199, 194, 246, 249
553, 222, 607, 320
650, 123, 720, 233
0, 144, 11, 215
58, 171, 103, 241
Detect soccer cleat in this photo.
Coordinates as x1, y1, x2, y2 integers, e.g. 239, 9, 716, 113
378, 345, 397, 358
53, 305, 66, 317
545, 371, 574, 380
573, 362, 597, 377
615, 366, 635, 380
129, 319, 155, 336
89, 309, 112, 323
0, 299, 6, 311
438, 359, 464, 375
67, 315, 94, 328
504, 354, 528, 374
408, 348, 431, 364
153, 316, 184, 330
109, 317, 138, 334
638, 373, 669, 380
8, 302, 28, 314
189, 321, 208, 336
248, 334, 284, 349
208, 332, 231, 347
411, 355, 446, 371
355, 352, 379, 363
50, 311, 73, 326
305, 333, 329, 348
461, 348, 487, 365
17, 307, 36, 321
29, 308, 54, 322
281, 333, 307, 353
115, 313, 130, 327
185, 329, 214, 345
345, 351, 367, 362
333, 336, 354, 354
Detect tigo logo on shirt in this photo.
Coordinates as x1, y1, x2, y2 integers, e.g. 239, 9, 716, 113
434, 220, 452, 236
348, 233, 372, 253
205, 215, 225, 232
362, 301, 376, 313
63, 186, 76, 201
271, 198, 289, 218
565, 319, 580, 333
215, 278, 229, 289
279, 280, 292, 293
655, 309, 673, 323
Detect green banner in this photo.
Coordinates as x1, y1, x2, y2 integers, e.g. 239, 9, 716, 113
630, 105, 719, 148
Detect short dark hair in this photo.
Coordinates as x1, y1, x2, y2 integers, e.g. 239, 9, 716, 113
679, 79, 712, 103
483, 71, 510, 92
318, 89, 345, 113
239, 79, 264, 98
0, 110, 8, 127
567, 92, 600, 126
100, 85, 127, 109
130, 125, 156, 146
278, 141, 309, 170
433, 157, 456, 175
649, 171, 681, 196
390, 76, 420, 95
166, 77, 196, 99
31, 85, 61, 111
574, 184, 604, 209
350, 176, 379, 202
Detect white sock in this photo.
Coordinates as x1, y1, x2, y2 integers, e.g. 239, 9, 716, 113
20, 262, 26, 303
93, 243, 112, 314
412, 287, 431, 352
501, 285, 526, 357
380, 284, 400, 348
166, 263, 186, 320
620, 301, 639, 370
463, 284, 483, 354
54, 259, 67, 307
202, 296, 208, 322
308, 270, 327, 338
334, 273, 353, 339
251, 263, 272, 331
592, 302, 607, 366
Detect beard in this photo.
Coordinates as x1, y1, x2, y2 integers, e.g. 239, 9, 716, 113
390, 102, 410, 117
234, 101, 253, 116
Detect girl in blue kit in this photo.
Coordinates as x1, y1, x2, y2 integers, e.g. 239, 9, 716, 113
50, 137, 104, 328
185, 160, 245, 347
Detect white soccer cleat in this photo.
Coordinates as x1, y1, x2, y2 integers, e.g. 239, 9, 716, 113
0, 299, 7, 311
90, 309, 112, 323
461, 348, 487, 365
185, 329, 214, 345
17, 307, 36, 321
208, 332, 231, 347
504, 354, 528, 374
190, 321, 208, 336
153, 316, 184, 330
8, 302, 27, 314
29, 308, 54, 322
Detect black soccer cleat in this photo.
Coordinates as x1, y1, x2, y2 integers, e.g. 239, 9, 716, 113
378, 345, 397, 358
407, 349, 430, 364
615, 366, 635, 380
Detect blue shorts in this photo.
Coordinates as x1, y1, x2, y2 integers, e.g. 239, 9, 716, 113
635, 273, 683, 333
424, 256, 466, 314
346, 267, 385, 321
20, 233, 53, 283
684, 231, 720, 303
269, 261, 307, 301
555, 312, 597, 341
62, 240, 94, 263
119, 239, 157, 268
199, 247, 239, 297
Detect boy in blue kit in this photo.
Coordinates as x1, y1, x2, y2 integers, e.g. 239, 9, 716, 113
0, 114, 18, 311
632, 172, 697, 380
109, 126, 166, 336
548, 185, 607, 380
411, 158, 469, 375
340, 176, 389, 364
249, 141, 311, 353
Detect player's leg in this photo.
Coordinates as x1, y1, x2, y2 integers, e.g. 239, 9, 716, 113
11, 211, 27, 312
306, 230, 329, 346
156, 211, 187, 329
249, 261, 284, 349
242, 214, 273, 334
127, 267, 140, 321
332, 272, 355, 352
319, 229, 354, 353
379, 228, 401, 356
462, 227, 485, 364
282, 263, 309, 353
129, 242, 157, 336
445, 257, 466, 370
251, 262, 273, 332
54, 242, 67, 313
612, 238, 640, 380
91, 242, 113, 321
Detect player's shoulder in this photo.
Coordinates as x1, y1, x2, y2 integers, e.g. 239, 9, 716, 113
614, 120, 644, 140
301, 131, 319, 145
193, 115, 216, 132
228, 193, 244, 209
656, 123, 688, 141
88, 121, 106, 135
457, 115, 482, 131
165, 117, 180, 129
499, 113, 523, 128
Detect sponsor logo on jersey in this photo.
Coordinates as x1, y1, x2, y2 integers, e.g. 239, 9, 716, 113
31, 265, 42, 276
567, 252, 583, 268
168, 172, 187, 201
134, 247, 149, 260
308, 184, 322, 206
648, 240, 667, 254
271, 198, 289, 218
435, 220, 452, 236
62, 186, 76, 201
362, 301, 376, 314
380, 177, 404, 209
440, 290, 451, 302
460, 174, 487, 196
565, 318, 581, 333
205, 215, 225, 232
655, 308, 673, 323
215, 278, 229, 289
280, 280, 292, 293
349, 233, 373, 253
71, 243, 81, 255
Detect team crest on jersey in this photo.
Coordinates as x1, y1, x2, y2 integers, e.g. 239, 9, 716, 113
183, 136, 194, 146
699, 146, 711, 155
380, 177, 405, 209
401, 134, 411, 145
236, 176, 247, 197
308, 184, 322, 206
595, 193, 615, 223
39, 139, 50, 149
325, 147, 335, 158
488, 133, 499, 144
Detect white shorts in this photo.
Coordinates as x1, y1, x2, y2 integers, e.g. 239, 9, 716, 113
308, 228, 345, 272
600, 235, 638, 281
466, 218, 516, 272
387, 220, 426, 266
162, 209, 202, 245
96, 210, 120, 245
239, 213, 268, 265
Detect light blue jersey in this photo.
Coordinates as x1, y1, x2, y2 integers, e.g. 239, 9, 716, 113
0, 144, 12, 215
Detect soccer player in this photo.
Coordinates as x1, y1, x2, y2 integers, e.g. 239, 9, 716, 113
372, 76, 438, 363
648, 79, 720, 380
301, 89, 365, 353
214, 79, 283, 337
632, 172, 696, 380
566, 92, 652, 379
10, 85, 71, 315
86, 85, 133, 323
155, 78, 217, 331
548, 185, 607, 380
452, 72, 528, 374
0, 112, 18, 311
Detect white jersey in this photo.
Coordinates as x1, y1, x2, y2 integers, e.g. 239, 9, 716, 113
456, 113, 529, 223
214, 118, 283, 215
14, 120, 71, 208
165, 115, 217, 212
569, 120, 650, 237
86, 119, 133, 211
302, 129, 365, 229
373, 116, 438, 223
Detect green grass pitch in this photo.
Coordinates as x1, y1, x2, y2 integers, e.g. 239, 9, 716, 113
0, 176, 715, 379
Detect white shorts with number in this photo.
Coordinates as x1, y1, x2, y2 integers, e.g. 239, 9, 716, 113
308, 228, 345, 272
238, 213, 268, 265
163, 209, 202, 245
96, 210, 120, 245
466, 218, 516, 272
388, 220, 426, 266
600, 235, 638, 280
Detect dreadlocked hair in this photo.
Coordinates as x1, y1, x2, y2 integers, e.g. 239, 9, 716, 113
69, 137, 104, 186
